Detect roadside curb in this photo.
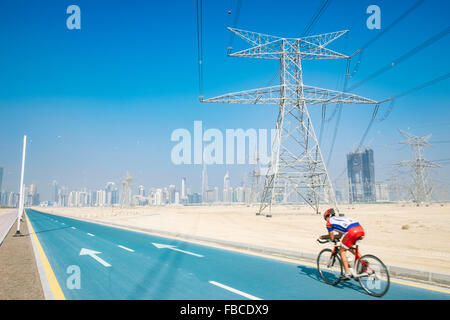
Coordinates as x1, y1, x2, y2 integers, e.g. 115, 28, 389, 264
81, 217, 450, 289
25, 213, 55, 300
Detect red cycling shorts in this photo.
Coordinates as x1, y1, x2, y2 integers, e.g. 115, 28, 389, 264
341, 225, 365, 249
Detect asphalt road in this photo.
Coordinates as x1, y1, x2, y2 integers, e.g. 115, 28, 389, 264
26, 209, 450, 300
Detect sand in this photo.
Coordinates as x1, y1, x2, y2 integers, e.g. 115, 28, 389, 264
0, 219, 44, 299
37, 203, 450, 274
0, 209, 15, 216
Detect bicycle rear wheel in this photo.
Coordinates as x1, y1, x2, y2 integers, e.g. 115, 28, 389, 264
317, 248, 342, 285
356, 254, 390, 297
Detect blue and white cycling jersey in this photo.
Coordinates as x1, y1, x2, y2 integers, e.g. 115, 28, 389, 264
326, 216, 361, 233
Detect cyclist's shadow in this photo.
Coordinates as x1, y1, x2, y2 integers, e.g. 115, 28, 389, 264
296, 265, 367, 295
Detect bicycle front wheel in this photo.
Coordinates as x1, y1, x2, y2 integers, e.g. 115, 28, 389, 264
356, 254, 390, 297
317, 248, 342, 285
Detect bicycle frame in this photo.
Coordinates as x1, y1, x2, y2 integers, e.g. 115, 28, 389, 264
317, 238, 390, 297
329, 241, 375, 279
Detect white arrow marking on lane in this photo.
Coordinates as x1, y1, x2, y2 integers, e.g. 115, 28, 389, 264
209, 281, 262, 300
152, 243, 204, 257
87, 233, 95, 237
79, 248, 111, 267
118, 245, 134, 252
71, 227, 76, 230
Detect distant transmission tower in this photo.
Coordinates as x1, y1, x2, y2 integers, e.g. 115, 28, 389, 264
396, 129, 440, 204
248, 151, 262, 205
121, 171, 133, 207
202, 28, 379, 215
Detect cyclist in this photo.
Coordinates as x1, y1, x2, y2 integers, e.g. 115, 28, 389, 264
319, 208, 365, 280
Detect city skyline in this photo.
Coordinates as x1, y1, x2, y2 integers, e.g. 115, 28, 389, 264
2, 140, 446, 208
1, 126, 447, 202
30, 168, 255, 207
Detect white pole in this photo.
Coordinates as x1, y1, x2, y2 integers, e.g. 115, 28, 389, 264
16, 135, 27, 234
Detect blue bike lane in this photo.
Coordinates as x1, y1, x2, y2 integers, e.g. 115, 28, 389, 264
26, 209, 450, 300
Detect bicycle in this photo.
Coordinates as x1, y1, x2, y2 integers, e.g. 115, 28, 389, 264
316, 238, 390, 297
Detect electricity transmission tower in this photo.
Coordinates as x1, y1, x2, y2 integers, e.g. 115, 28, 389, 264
388, 172, 404, 202
202, 28, 379, 216
121, 172, 133, 207
396, 129, 440, 204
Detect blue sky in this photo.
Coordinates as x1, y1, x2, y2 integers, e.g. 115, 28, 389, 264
0, 0, 449, 199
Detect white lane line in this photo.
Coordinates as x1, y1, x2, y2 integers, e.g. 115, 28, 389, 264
209, 281, 262, 300
152, 243, 204, 257
87, 233, 95, 237
118, 245, 135, 252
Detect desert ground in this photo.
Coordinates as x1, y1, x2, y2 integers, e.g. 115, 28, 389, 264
37, 203, 450, 274
0, 209, 15, 216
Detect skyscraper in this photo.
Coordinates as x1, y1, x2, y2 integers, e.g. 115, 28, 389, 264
347, 147, 376, 203
181, 177, 186, 200
155, 189, 162, 205
51, 180, 59, 204
138, 185, 145, 197
0, 167, 3, 191
105, 182, 119, 206
223, 171, 232, 203
27, 184, 40, 206
201, 163, 208, 202
168, 185, 176, 203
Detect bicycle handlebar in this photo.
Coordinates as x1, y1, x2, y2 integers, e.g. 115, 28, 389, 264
316, 238, 339, 244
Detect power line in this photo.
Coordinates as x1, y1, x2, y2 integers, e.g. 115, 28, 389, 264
375, 99, 395, 122
368, 72, 450, 124
196, 0, 204, 100
346, 0, 424, 81
406, 121, 450, 130
327, 27, 450, 170
351, 72, 450, 167
324, 1, 426, 165
325, 63, 350, 167
332, 91, 446, 183
227, 0, 243, 53
348, 26, 450, 92
326, 100, 344, 167
202, 29, 376, 215
355, 105, 379, 150
357, 0, 425, 53
302, 0, 331, 37
381, 72, 450, 102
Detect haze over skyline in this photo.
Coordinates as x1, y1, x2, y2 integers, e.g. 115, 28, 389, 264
0, 0, 449, 201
